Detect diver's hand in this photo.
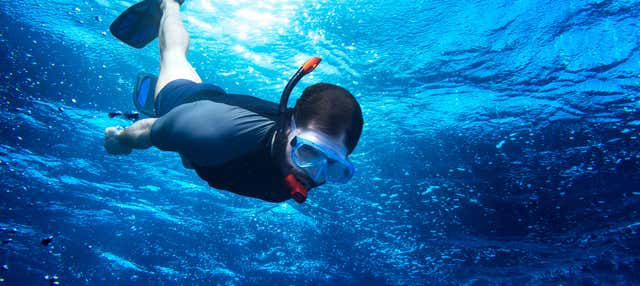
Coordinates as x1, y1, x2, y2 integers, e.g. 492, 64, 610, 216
104, 126, 132, 155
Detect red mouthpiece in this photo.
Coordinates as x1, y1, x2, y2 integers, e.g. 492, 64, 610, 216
285, 174, 308, 203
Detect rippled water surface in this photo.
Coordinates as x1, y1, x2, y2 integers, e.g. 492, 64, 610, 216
1, 0, 639, 285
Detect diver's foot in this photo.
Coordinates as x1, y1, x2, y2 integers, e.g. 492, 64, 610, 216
104, 126, 133, 155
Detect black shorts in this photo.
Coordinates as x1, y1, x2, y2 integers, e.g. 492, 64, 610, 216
154, 79, 226, 116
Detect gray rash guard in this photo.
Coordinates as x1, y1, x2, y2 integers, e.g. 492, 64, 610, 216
149, 80, 277, 167
146, 80, 291, 202
151, 100, 276, 167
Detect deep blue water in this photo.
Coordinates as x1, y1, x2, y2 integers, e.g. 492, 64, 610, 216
1, 0, 640, 285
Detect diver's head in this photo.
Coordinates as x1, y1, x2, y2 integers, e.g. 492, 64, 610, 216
293, 83, 363, 154
282, 83, 364, 191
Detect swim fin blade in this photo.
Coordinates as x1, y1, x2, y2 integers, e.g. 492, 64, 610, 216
133, 73, 158, 116
110, 0, 184, 49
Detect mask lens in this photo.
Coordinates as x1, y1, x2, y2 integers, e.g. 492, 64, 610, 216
309, 163, 328, 184
326, 159, 354, 183
293, 144, 325, 167
290, 135, 355, 184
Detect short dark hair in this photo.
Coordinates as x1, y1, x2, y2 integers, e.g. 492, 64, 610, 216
293, 83, 363, 154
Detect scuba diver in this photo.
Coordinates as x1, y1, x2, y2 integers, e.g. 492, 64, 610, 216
104, 0, 364, 203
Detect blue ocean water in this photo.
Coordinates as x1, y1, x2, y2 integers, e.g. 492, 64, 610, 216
1, 0, 639, 285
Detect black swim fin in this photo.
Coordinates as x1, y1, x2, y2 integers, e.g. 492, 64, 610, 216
109, 0, 184, 49
133, 73, 158, 116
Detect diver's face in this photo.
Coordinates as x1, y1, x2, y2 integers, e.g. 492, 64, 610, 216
284, 121, 348, 189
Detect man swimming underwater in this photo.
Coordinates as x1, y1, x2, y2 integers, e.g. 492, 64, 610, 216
104, 0, 364, 203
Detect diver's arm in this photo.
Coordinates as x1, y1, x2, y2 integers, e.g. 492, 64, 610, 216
105, 118, 193, 169
119, 118, 157, 149
104, 118, 157, 155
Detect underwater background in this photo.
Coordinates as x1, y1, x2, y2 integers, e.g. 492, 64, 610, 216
1, 0, 640, 285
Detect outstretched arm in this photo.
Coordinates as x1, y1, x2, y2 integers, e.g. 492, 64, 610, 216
104, 118, 193, 169
104, 118, 157, 155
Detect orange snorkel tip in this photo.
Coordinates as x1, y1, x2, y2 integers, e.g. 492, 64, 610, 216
301, 57, 321, 75
278, 57, 322, 115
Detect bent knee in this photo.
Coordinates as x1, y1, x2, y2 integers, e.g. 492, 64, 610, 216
155, 53, 202, 97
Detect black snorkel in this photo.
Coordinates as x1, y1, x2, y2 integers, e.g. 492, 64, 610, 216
278, 57, 322, 132
274, 57, 321, 203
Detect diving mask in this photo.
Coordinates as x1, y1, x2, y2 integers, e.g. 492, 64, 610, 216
289, 117, 355, 185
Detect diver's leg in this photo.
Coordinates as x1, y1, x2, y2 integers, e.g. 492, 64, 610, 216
155, 0, 201, 98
